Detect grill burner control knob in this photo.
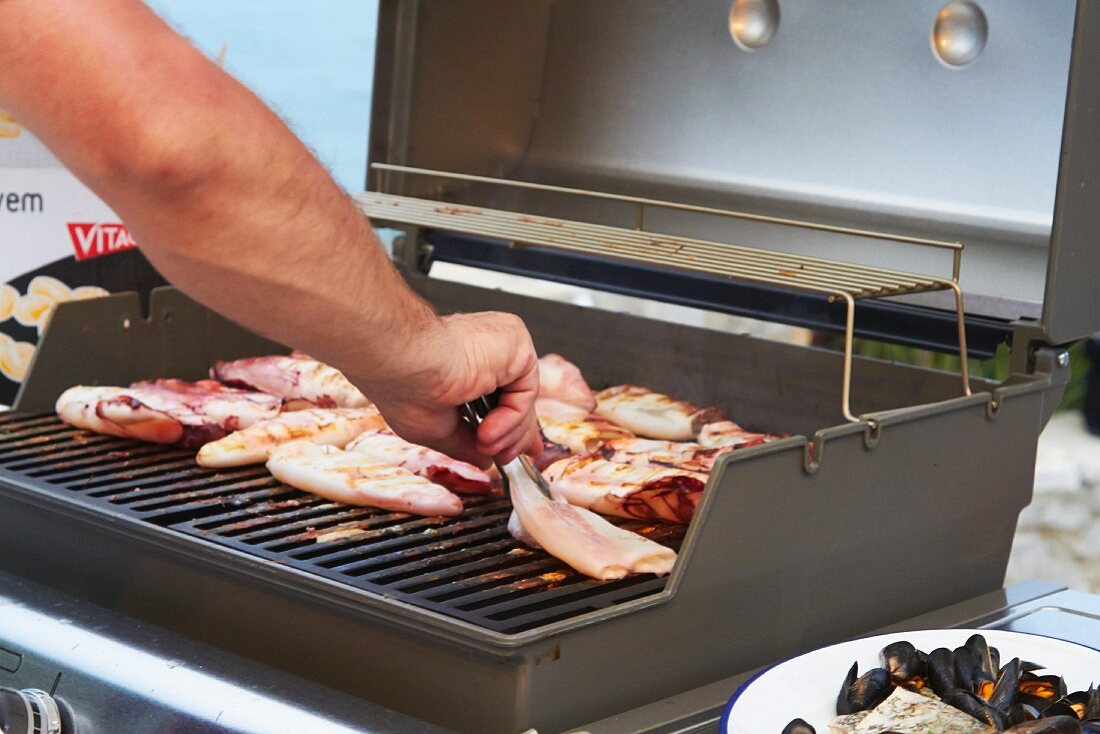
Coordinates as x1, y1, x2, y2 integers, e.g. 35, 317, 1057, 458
932, 0, 988, 67
728, 0, 779, 51
0, 688, 62, 734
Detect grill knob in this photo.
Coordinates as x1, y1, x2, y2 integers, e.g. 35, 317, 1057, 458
0, 687, 63, 734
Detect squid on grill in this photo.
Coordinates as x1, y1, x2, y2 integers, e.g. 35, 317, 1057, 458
57, 379, 282, 448
543, 454, 707, 524
346, 428, 500, 496
212, 352, 370, 409
266, 442, 464, 517
594, 385, 725, 441
196, 407, 385, 467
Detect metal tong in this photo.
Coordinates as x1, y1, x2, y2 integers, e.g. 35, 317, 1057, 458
459, 394, 553, 498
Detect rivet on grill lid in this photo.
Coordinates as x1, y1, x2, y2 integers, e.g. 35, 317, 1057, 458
932, 0, 988, 68
728, 0, 779, 52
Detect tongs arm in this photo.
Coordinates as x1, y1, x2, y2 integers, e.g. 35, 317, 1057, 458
459, 395, 553, 498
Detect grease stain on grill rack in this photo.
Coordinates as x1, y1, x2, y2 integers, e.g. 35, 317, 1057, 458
0, 412, 686, 633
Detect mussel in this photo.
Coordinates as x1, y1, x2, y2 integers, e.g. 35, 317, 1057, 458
989, 658, 1023, 711
1087, 687, 1100, 721
836, 662, 893, 715
1064, 690, 1093, 720
781, 719, 816, 734
946, 689, 1009, 730
1008, 702, 1043, 725
1020, 674, 1069, 702
1004, 716, 1084, 733
955, 644, 989, 696
881, 640, 924, 687
927, 647, 958, 698
1043, 700, 1083, 720
966, 634, 1000, 681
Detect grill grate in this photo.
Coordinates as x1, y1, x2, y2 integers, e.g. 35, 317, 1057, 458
0, 412, 684, 633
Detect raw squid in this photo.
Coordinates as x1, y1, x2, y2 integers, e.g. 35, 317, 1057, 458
597, 437, 727, 473
544, 455, 707, 524
536, 398, 633, 454
266, 442, 464, 516
57, 379, 282, 448
196, 407, 385, 468
594, 385, 725, 441
537, 353, 596, 409
696, 420, 781, 450
503, 460, 677, 579
212, 353, 370, 409
346, 428, 499, 496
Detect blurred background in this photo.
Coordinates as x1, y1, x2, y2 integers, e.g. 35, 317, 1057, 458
147, 0, 380, 193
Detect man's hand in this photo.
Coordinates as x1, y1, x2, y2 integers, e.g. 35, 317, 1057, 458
363, 312, 541, 467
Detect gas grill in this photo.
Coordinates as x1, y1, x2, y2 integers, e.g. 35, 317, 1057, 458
3, 1, 1100, 733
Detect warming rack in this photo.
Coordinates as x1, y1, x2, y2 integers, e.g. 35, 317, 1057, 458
357, 164, 971, 423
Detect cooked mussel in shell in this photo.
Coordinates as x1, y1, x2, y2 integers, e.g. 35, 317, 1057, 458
989, 657, 1023, 711
946, 689, 1009, 729
780, 719, 816, 734
782, 635, 1095, 733
1020, 674, 1069, 702
1004, 715, 1084, 733
836, 662, 893, 715
927, 646, 959, 698
881, 640, 924, 687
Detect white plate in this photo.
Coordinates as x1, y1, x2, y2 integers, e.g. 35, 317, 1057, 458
722, 629, 1100, 733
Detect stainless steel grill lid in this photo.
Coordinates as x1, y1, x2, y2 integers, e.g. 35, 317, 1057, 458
366, 0, 1100, 346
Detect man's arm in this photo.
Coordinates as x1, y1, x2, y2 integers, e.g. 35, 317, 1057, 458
0, 0, 540, 464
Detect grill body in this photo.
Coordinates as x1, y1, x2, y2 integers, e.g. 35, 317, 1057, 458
0, 282, 1065, 733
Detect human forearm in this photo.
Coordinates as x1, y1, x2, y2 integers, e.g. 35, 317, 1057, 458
0, 0, 541, 463
0, 0, 438, 391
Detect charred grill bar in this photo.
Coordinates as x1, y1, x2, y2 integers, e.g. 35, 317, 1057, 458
2, 2, 1100, 733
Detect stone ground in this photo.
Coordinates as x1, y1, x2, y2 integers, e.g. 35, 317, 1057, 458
1005, 412, 1100, 593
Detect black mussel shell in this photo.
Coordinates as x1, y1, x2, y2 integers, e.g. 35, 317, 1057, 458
967, 634, 998, 680
881, 641, 923, 684
1008, 703, 1043, 725
1020, 661, 1046, 673
990, 658, 1023, 711
956, 645, 991, 694
928, 647, 958, 698
1087, 686, 1100, 720
842, 667, 893, 714
1004, 715, 1083, 733
1043, 700, 1082, 720
837, 662, 859, 715
946, 689, 1009, 730
1020, 691, 1058, 714
1064, 690, 1092, 720
1020, 674, 1069, 702
1080, 722, 1100, 734
781, 718, 816, 734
